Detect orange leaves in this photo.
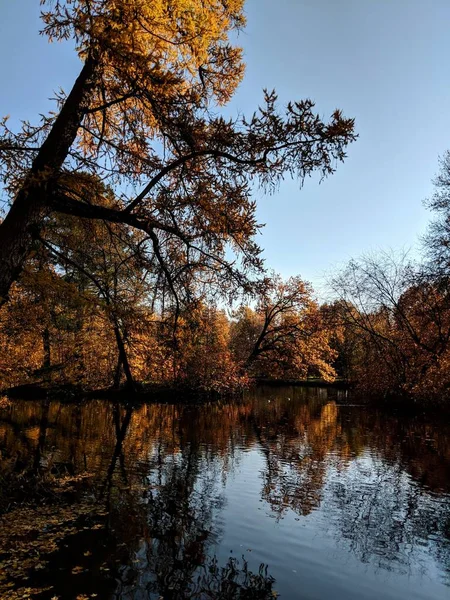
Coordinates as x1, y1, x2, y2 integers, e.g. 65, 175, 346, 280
161, 302, 245, 392
330, 251, 450, 401
231, 274, 337, 383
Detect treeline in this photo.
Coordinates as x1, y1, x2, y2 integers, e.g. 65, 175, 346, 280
1, 2, 449, 403
3, 153, 450, 402
0, 205, 336, 392
326, 152, 450, 403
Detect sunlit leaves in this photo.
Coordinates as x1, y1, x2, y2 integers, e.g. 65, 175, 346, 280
231, 274, 338, 382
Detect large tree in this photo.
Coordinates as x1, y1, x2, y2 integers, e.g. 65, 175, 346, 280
0, 0, 355, 306
423, 151, 450, 278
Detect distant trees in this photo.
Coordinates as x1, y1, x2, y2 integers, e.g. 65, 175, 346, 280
41, 184, 151, 390
8, 142, 450, 401
230, 275, 337, 381
0, 270, 338, 392
324, 153, 450, 402
330, 251, 450, 400
167, 302, 242, 391
318, 301, 359, 381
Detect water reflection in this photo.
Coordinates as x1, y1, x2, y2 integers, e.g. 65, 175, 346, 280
0, 387, 449, 599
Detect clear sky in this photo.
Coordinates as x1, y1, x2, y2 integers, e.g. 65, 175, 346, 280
1, 0, 449, 297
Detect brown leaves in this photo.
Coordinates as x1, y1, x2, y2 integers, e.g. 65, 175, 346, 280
0, 498, 103, 598
231, 274, 337, 382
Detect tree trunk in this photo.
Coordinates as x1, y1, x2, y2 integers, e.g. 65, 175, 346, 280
42, 327, 51, 383
113, 325, 136, 392
33, 400, 50, 473
0, 56, 97, 304
246, 316, 270, 367
113, 354, 122, 389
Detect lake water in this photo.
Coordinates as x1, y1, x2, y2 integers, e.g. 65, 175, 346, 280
0, 386, 449, 599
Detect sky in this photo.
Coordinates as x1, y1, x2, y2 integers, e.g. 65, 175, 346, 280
1, 0, 450, 298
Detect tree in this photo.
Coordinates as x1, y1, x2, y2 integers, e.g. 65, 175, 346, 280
0, 257, 123, 391
330, 250, 450, 397
231, 275, 337, 381
0, 0, 356, 309
0, 273, 50, 389
39, 181, 154, 390
319, 300, 363, 380
423, 150, 450, 277
170, 301, 242, 391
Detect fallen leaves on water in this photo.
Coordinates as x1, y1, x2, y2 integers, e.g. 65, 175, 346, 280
0, 484, 106, 598
71, 565, 85, 575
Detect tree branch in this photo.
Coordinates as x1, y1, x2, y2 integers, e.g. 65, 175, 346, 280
124, 148, 268, 214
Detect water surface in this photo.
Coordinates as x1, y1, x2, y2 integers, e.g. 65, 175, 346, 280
0, 386, 449, 599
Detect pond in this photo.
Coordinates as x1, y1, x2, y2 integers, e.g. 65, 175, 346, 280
0, 386, 449, 599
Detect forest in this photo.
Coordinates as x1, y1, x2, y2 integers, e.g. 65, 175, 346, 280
0, 1, 450, 405
5, 193, 450, 405
1, 3, 450, 600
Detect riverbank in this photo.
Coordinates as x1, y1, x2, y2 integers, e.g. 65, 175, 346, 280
3, 378, 351, 400
3, 378, 449, 414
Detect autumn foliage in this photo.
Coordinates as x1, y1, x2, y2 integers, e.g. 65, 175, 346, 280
0, 263, 335, 392
0, 1, 358, 394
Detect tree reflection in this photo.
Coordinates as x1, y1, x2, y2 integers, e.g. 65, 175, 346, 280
326, 456, 450, 574
246, 387, 450, 579
252, 397, 342, 517
0, 390, 450, 597
0, 399, 278, 598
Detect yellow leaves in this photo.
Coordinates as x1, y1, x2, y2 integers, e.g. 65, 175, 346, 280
27, 0, 252, 211
0, 496, 105, 597
0, 395, 11, 408
72, 565, 85, 575
2, 586, 53, 600
47, 0, 245, 100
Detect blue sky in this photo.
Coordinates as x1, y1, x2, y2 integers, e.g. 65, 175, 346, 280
1, 0, 449, 297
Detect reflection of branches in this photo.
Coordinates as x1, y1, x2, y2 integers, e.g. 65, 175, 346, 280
252, 399, 339, 518
325, 455, 450, 576
190, 556, 277, 599
101, 404, 133, 501
136, 442, 226, 598
1, 392, 450, 595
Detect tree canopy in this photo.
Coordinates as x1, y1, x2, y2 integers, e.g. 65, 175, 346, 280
0, 0, 356, 308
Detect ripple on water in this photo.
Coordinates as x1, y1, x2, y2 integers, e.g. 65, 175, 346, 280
0, 389, 449, 600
